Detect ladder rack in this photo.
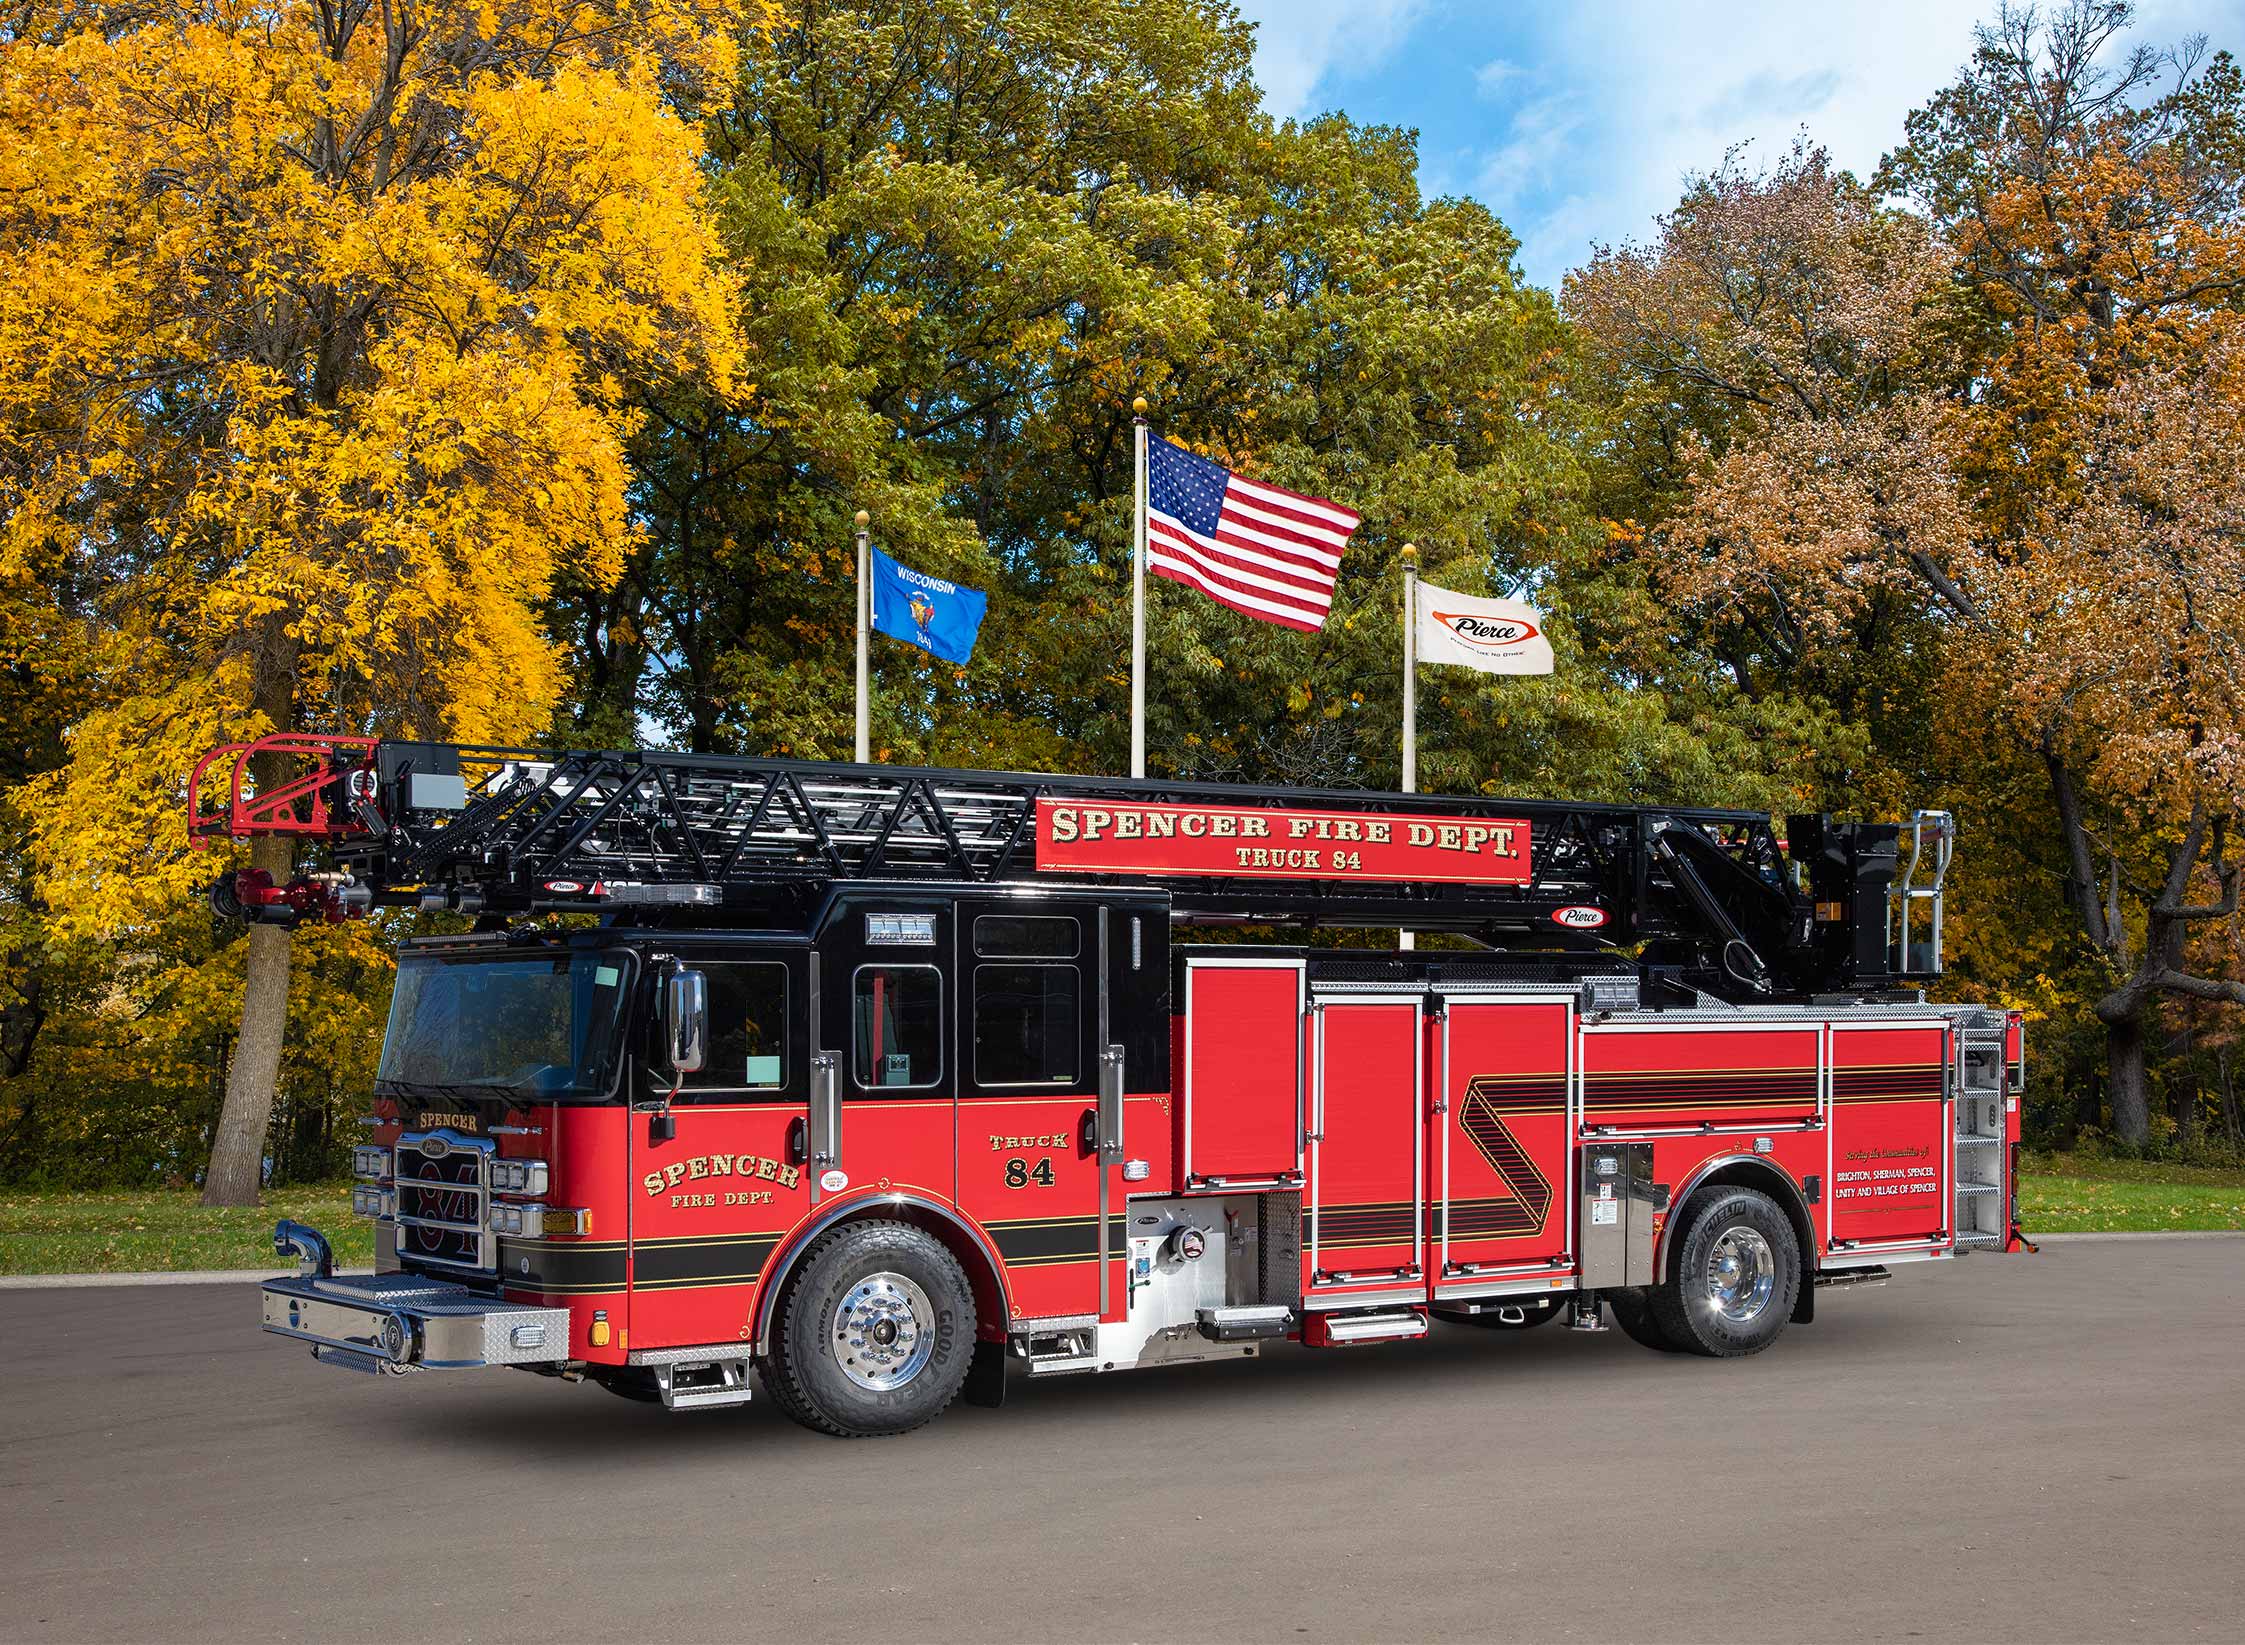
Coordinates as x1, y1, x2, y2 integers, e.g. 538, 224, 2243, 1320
188, 734, 1920, 1002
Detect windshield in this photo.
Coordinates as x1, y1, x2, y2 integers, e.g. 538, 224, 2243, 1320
377, 950, 630, 1102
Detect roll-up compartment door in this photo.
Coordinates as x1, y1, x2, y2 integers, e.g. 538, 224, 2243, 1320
1183, 960, 1303, 1187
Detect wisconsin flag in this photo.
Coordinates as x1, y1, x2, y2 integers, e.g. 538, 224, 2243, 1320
1414, 580, 1554, 675
870, 546, 987, 666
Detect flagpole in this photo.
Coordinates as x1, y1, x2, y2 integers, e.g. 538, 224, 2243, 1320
854, 509, 871, 764
1400, 543, 1417, 952
1130, 396, 1149, 779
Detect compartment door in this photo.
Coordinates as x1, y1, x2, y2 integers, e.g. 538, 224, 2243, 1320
1828, 1022, 1951, 1250
1182, 959, 1304, 1189
1436, 999, 1573, 1283
1307, 998, 1423, 1295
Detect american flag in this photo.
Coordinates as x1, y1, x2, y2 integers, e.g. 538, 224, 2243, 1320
1146, 435, 1359, 632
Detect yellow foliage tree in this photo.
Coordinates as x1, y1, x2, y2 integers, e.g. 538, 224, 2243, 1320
0, 0, 741, 1201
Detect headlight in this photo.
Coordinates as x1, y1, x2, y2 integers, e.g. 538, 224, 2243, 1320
490, 1159, 550, 1197
487, 1203, 524, 1235
351, 1185, 392, 1219
352, 1145, 390, 1180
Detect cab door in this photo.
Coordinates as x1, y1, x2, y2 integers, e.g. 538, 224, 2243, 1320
815, 900, 960, 1215
952, 902, 1105, 1321
628, 948, 812, 1350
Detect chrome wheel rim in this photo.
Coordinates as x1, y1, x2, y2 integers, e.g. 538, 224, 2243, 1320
1704, 1226, 1776, 1323
831, 1271, 936, 1391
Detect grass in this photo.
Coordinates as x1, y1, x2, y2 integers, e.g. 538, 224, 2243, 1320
0, 1184, 370, 1275
2018, 1151, 2245, 1234
0, 1153, 2236, 1275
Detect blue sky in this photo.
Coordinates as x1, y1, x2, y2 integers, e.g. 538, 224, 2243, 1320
1233, 0, 2245, 293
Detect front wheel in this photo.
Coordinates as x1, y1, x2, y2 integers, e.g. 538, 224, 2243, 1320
766, 1220, 977, 1437
1646, 1187, 1800, 1357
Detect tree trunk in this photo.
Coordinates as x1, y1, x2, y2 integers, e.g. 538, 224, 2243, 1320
2220, 1050, 2241, 1151
201, 624, 298, 1208
2104, 1007, 2151, 1147
2071, 1065, 2098, 1146
201, 830, 295, 1206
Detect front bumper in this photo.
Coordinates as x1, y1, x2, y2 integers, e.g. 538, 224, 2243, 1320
261, 1270, 571, 1374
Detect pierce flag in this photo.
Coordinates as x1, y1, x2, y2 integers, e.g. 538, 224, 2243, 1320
1413, 579, 1553, 675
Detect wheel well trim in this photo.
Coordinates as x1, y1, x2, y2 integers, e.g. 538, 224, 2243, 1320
1657, 1152, 1819, 1281
750, 1190, 1012, 1356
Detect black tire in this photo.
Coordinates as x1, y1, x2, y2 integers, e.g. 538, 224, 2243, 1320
1436, 1295, 1564, 1330
1647, 1186, 1800, 1358
764, 1220, 976, 1438
1604, 1286, 1685, 1352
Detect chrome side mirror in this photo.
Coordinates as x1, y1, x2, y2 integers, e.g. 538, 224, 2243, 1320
664, 969, 708, 1077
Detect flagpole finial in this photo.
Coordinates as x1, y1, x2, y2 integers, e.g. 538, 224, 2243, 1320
1401, 541, 1417, 560
854, 509, 869, 529
1132, 396, 1148, 417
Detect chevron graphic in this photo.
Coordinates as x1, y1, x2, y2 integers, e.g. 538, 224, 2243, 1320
1456, 1078, 1555, 1237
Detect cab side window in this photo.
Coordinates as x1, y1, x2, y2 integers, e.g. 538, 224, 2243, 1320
970, 913, 1083, 1089
973, 965, 1080, 1086
685, 962, 788, 1095
853, 965, 942, 1089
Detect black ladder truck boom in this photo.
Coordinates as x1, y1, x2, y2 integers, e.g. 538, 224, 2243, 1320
188, 734, 1949, 1003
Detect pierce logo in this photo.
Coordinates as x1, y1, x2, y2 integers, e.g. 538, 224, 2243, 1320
1552, 905, 1608, 930
1434, 611, 1541, 650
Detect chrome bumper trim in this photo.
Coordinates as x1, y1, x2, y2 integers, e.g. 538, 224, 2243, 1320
261, 1270, 570, 1371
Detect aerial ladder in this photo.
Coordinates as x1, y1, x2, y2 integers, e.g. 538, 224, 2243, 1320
188, 733, 1948, 1004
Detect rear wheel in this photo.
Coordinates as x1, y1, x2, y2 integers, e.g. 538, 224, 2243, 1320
765, 1220, 976, 1437
1647, 1187, 1800, 1357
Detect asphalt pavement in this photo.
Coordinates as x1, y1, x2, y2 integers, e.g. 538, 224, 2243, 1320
2, 1236, 2240, 1643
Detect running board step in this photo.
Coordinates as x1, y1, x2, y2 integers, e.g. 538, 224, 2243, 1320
1303, 1308, 1428, 1348
1198, 1305, 1293, 1342
653, 1357, 753, 1411
1013, 1326, 1099, 1375
1813, 1265, 1891, 1290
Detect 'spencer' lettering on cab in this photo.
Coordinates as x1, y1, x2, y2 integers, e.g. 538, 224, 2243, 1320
641, 1152, 802, 1195
1034, 798, 1532, 886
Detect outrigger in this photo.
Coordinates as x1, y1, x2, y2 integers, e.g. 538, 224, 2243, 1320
195, 735, 2025, 1436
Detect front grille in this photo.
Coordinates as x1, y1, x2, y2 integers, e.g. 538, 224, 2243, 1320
394, 1131, 494, 1271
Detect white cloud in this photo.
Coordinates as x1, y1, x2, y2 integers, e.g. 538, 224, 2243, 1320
1472, 91, 1583, 200
1479, 0, 1990, 287
1232, 0, 1427, 120
1473, 57, 1523, 98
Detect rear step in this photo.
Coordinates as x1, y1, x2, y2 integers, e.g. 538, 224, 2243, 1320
1304, 1308, 1428, 1348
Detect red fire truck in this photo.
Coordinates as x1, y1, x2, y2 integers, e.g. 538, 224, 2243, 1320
195, 735, 2027, 1437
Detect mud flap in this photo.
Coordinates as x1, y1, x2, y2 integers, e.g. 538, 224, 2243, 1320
962, 1338, 1008, 1408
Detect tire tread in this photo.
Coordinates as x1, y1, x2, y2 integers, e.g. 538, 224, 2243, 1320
764, 1219, 975, 1439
